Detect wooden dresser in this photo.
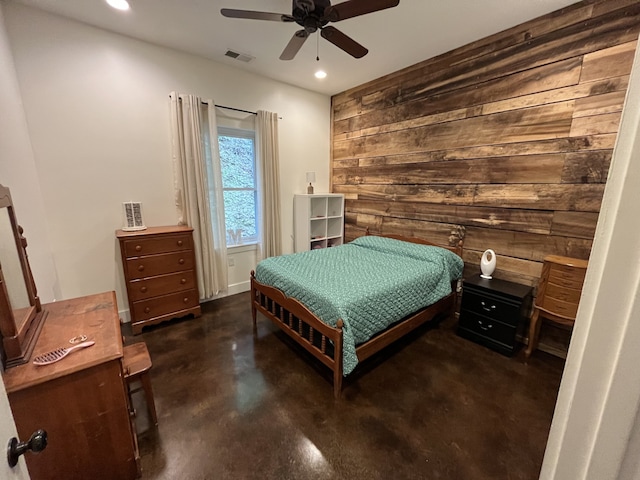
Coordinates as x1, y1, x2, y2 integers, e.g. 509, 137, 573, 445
2, 292, 139, 479
116, 226, 201, 334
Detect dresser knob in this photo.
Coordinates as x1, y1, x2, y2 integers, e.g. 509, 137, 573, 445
180, 278, 187, 284
140, 286, 148, 293
177, 240, 183, 246
137, 265, 145, 272
135, 245, 142, 252
144, 307, 151, 314
178, 258, 185, 265
183, 297, 189, 303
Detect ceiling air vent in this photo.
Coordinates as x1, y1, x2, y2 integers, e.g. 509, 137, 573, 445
224, 49, 254, 63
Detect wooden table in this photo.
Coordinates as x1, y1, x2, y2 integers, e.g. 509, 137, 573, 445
2, 291, 139, 479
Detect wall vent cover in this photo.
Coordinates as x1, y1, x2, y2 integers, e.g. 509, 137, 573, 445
224, 49, 254, 63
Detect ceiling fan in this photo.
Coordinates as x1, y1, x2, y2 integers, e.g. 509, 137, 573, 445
221, 0, 400, 60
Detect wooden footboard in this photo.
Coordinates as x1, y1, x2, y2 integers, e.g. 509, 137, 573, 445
251, 274, 456, 399
251, 271, 345, 398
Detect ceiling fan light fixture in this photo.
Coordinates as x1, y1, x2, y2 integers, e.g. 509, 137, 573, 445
106, 0, 130, 11
315, 70, 327, 79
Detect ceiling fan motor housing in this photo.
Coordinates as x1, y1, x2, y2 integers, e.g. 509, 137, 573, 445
293, 0, 331, 31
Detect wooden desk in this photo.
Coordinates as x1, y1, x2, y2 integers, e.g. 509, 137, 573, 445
2, 292, 139, 479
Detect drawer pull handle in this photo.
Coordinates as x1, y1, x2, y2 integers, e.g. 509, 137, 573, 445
137, 265, 145, 272
480, 301, 496, 312
177, 240, 183, 246
478, 320, 493, 331
180, 278, 187, 284
178, 258, 185, 265
144, 307, 151, 314
183, 297, 189, 303
135, 245, 142, 252
140, 286, 148, 293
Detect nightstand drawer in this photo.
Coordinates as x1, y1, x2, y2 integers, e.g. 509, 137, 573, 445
458, 311, 516, 348
460, 289, 521, 327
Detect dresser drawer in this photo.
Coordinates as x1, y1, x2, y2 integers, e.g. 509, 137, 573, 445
123, 233, 192, 258
126, 252, 195, 279
458, 311, 517, 348
132, 289, 200, 321
128, 270, 197, 301
460, 289, 521, 327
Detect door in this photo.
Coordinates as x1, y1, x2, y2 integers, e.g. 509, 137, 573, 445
0, 378, 30, 479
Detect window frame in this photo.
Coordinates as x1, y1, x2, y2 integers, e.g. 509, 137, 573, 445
217, 126, 259, 246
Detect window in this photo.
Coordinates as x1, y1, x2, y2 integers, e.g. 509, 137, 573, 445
217, 127, 258, 246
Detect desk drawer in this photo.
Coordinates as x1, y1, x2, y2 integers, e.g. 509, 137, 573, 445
123, 234, 192, 258
132, 289, 199, 321
128, 270, 197, 301
461, 289, 521, 327
126, 252, 194, 279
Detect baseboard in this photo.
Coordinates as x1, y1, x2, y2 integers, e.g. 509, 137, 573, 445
119, 309, 131, 324
207, 280, 250, 301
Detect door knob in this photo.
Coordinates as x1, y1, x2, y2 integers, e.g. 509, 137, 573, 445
7, 429, 48, 467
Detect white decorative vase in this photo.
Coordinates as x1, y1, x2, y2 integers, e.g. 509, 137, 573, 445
480, 249, 496, 279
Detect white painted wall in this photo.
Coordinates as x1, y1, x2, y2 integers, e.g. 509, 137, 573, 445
0, 2, 58, 303
2, 3, 330, 317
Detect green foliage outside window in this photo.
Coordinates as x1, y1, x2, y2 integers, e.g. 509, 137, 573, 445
218, 134, 257, 243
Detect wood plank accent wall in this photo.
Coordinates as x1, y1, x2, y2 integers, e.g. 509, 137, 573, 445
330, 0, 640, 355
331, 0, 639, 287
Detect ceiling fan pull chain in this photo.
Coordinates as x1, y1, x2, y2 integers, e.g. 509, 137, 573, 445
316, 32, 320, 61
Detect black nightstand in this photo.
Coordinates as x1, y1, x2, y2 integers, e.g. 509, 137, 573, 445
457, 276, 532, 356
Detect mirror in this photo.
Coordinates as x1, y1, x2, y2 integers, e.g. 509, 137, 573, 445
0, 184, 47, 368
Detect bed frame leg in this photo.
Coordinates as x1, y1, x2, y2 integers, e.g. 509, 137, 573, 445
333, 369, 342, 399
333, 320, 344, 399
250, 271, 257, 332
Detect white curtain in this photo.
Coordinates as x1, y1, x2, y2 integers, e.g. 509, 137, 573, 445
256, 110, 282, 260
169, 92, 228, 298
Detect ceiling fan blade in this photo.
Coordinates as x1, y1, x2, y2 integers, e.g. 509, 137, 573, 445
320, 26, 368, 58
280, 30, 310, 60
221, 8, 294, 22
324, 0, 400, 22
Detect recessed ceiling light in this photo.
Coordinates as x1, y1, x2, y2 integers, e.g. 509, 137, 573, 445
315, 70, 327, 79
106, 0, 130, 11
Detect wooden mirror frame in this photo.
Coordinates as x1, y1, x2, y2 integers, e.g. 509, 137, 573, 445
0, 184, 47, 368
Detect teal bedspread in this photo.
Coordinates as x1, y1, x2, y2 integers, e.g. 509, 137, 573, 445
255, 236, 464, 375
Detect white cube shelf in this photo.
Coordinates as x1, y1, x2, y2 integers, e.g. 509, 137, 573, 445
294, 194, 345, 252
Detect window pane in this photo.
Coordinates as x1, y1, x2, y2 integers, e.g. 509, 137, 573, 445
218, 135, 255, 188
223, 190, 257, 241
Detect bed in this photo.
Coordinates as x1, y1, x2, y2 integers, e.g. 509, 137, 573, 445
250, 229, 465, 398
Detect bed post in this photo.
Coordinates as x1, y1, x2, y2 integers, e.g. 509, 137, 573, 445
333, 320, 344, 399
250, 270, 257, 331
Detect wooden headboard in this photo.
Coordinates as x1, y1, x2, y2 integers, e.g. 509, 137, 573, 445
365, 225, 466, 258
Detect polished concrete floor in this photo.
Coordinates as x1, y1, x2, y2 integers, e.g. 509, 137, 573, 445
125, 292, 565, 480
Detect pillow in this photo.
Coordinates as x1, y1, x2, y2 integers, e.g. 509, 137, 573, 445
350, 235, 463, 279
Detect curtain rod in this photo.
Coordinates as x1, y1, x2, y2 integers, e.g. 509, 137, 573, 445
171, 94, 256, 115
213, 104, 256, 116
172, 94, 280, 117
